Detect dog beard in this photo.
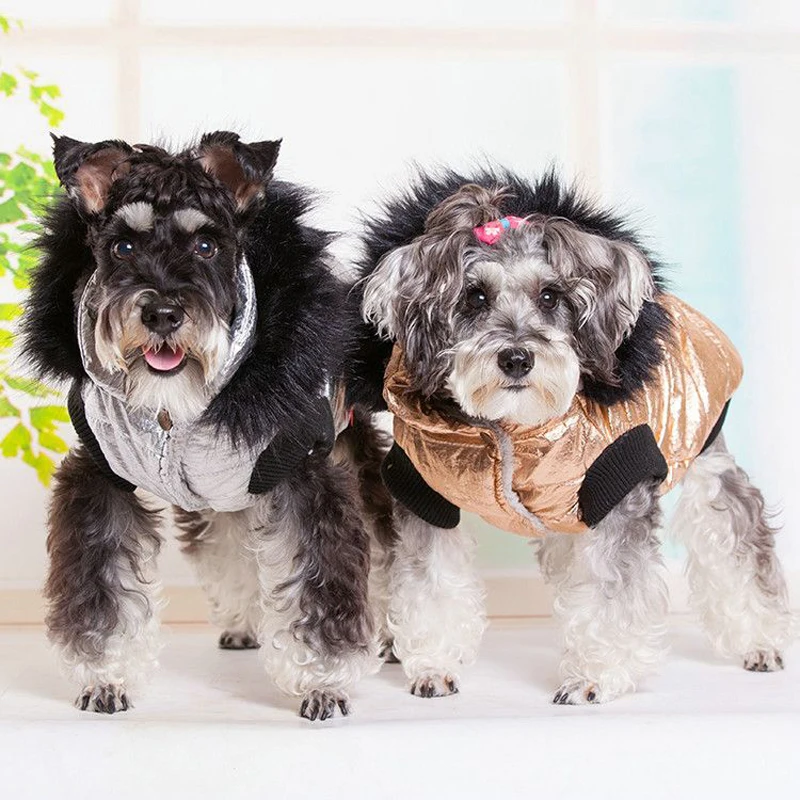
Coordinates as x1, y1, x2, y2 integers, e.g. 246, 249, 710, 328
93, 290, 231, 423
446, 333, 580, 426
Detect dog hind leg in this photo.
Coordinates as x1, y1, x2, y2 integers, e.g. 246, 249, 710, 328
175, 507, 261, 649
45, 445, 162, 712
387, 508, 486, 698
333, 410, 398, 662
553, 480, 668, 704
672, 435, 794, 670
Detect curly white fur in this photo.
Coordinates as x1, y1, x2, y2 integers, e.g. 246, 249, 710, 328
387, 511, 486, 695
251, 499, 380, 699
551, 482, 669, 704
672, 436, 796, 662
178, 508, 262, 639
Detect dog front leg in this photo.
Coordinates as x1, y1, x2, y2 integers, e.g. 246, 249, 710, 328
45, 445, 162, 712
553, 480, 668, 705
387, 508, 486, 698
253, 459, 380, 721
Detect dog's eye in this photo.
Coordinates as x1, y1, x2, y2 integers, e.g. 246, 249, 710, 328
538, 288, 560, 310
193, 236, 217, 259
466, 287, 489, 310
112, 239, 135, 260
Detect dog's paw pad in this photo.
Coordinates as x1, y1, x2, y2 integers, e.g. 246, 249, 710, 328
76, 684, 130, 714
744, 650, 784, 672
553, 681, 601, 705
218, 631, 260, 650
299, 690, 351, 722
410, 672, 459, 698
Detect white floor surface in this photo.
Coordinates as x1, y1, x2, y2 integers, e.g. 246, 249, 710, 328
1, 620, 798, 799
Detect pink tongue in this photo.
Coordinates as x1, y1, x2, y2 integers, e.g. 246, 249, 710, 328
143, 345, 185, 371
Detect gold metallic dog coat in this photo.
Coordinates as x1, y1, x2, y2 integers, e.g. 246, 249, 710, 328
382, 294, 743, 535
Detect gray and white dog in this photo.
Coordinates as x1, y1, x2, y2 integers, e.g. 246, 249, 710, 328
355, 169, 794, 704
22, 132, 387, 719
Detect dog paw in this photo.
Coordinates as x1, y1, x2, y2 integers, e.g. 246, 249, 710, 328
218, 631, 260, 650
379, 641, 401, 664
299, 690, 351, 721
744, 650, 784, 672
76, 684, 130, 714
553, 680, 604, 705
410, 672, 459, 698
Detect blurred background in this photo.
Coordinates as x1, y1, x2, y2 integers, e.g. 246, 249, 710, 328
1, 0, 798, 621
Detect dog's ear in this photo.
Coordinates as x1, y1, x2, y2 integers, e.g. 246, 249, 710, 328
363, 234, 467, 397
51, 134, 133, 214
541, 218, 655, 385
196, 131, 281, 212
362, 185, 508, 397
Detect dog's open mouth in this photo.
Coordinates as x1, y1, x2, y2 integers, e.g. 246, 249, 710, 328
142, 344, 187, 375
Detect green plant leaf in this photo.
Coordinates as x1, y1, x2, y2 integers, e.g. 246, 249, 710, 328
6, 161, 37, 189
0, 71, 17, 96
22, 450, 55, 486
39, 101, 64, 127
29, 405, 70, 431
0, 304, 23, 321
16, 248, 39, 280
1, 422, 31, 457
0, 196, 25, 223
3, 375, 58, 398
0, 37, 68, 484
0, 395, 20, 418
38, 430, 69, 453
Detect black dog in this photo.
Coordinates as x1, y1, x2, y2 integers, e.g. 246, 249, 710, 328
22, 132, 389, 719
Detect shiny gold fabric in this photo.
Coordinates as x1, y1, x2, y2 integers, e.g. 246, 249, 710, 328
384, 294, 743, 536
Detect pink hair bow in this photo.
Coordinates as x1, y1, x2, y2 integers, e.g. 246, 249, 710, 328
473, 215, 528, 245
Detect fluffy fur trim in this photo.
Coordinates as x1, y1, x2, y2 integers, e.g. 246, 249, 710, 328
22, 180, 344, 448
349, 166, 672, 409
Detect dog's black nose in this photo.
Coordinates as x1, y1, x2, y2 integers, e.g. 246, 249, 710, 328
498, 348, 534, 379
141, 302, 184, 337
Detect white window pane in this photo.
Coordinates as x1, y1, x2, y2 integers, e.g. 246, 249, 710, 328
734, 0, 800, 27
737, 58, 800, 568
1, 0, 112, 27
139, 49, 568, 236
141, 0, 565, 27
0, 48, 116, 155
600, 0, 736, 24
600, 0, 800, 27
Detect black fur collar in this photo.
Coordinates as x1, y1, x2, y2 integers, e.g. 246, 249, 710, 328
349, 166, 672, 409
23, 181, 344, 447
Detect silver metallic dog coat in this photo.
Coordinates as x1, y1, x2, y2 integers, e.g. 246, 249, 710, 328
68, 258, 335, 512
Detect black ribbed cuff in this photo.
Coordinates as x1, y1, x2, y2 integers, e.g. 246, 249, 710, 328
381, 443, 460, 529
248, 396, 335, 494
579, 424, 668, 528
700, 400, 730, 453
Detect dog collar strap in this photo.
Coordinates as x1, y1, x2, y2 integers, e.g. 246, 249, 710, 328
473, 216, 528, 245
